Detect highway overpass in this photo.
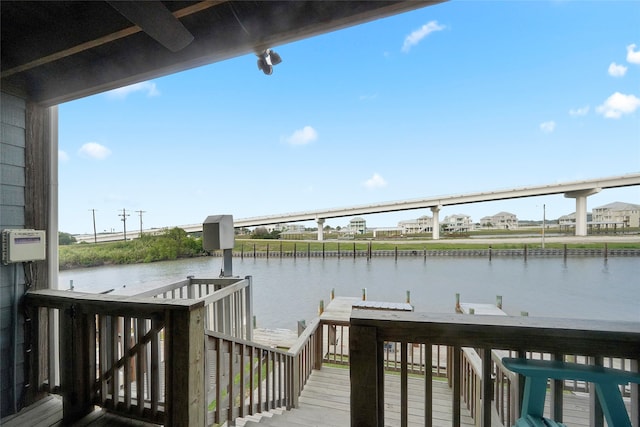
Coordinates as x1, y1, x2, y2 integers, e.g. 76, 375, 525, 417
76, 173, 640, 243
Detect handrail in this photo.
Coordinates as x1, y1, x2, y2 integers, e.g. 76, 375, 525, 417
349, 311, 640, 427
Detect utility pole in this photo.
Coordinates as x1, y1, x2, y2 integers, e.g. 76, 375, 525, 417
89, 209, 97, 243
542, 204, 546, 249
136, 210, 146, 236
118, 208, 130, 241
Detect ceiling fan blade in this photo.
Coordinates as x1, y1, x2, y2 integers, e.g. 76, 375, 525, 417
108, 1, 194, 52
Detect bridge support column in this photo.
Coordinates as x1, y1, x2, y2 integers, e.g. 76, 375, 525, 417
317, 218, 325, 241
431, 205, 441, 240
565, 189, 601, 236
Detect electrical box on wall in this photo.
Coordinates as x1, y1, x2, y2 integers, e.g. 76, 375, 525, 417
2, 229, 47, 264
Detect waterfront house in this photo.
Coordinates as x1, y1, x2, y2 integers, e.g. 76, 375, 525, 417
592, 201, 640, 229
442, 214, 475, 233
398, 215, 434, 234
480, 212, 519, 230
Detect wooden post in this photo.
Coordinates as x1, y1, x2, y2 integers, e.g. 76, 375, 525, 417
241, 243, 244, 259
481, 348, 493, 427
245, 276, 253, 341
489, 245, 492, 261
307, 243, 310, 258
165, 304, 206, 427
253, 243, 256, 258
455, 293, 461, 313
353, 242, 356, 259
631, 359, 639, 427
524, 244, 527, 261
267, 244, 269, 259
279, 242, 282, 258
563, 244, 567, 261
60, 305, 95, 423
294, 243, 296, 259
318, 300, 324, 315
395, 245, 398, 261
331, 288, 335, 300
406, 291, 411, 304
496, 295, 502, 309
337, 242, 340, 259
350, 325, 382, 427
604, 243, 608, 260
322, 242, 325, 259
550, 352, 564, 423
362, 288, 367, 301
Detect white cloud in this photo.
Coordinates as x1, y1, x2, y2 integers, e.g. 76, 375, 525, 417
401, 21, 445, 53
569, 105, 589, 117
105, 81, 160, 99
626, 43, 640, 64
58, 150, 69, 162
285, 126, 318, 146
539, 121, 556, 133
596, 92, 640, 119
608, 62, 627, 77
78, 142, 111, 159
363, 173, 388, 190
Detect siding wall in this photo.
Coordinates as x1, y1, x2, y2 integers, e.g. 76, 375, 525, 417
0, 92, 27, 417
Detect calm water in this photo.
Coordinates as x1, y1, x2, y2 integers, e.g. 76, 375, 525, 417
59, 256, 640, 329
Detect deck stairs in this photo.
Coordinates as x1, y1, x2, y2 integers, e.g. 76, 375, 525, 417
233, 365, 479, 427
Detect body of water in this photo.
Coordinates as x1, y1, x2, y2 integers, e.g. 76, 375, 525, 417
59, 256, 640, 329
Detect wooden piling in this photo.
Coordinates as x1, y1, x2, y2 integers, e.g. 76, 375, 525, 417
331, 288, 335, 300
241, 243, 244, 260
395, 245, 398, 261
564, 244, 567, 261
279, 242, 282, 258
307, 243, 310, 258
524, 244, 527, 261
455, 293, 461, 313
294, 243, 296, 259
406, 291, 411, 304
337, 242, 340, 259
253, 243, 256, 258
362, 288, 367, 301
322, 243, 325, 259
353, 242, 356, 259
489, 245, 492, 261
604, 243, 608, 260
266, 244, 269, 259
318, 300, 324, 315
496, 295, 502, 309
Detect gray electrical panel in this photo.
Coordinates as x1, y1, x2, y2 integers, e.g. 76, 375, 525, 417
2, 229, 47, 264
202, 215, 234, 250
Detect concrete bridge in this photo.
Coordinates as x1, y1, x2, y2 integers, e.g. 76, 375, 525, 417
78, 173, 640, 242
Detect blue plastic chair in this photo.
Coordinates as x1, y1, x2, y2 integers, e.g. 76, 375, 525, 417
502, 357, 640, 427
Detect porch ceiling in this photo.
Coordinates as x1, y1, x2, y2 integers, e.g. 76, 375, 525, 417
1, 1, 442, 106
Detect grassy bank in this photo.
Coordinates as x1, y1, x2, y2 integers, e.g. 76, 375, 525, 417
60, 230, 640, 270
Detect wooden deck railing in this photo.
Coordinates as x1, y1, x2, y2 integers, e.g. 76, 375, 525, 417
25, 289, 206, 426
24, 276, 253, 426
349, 311, 640, 427
204, 317, 324, 425
134, 276, 253, 341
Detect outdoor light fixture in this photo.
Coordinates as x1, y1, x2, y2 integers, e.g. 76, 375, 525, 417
257, 49, 282, 75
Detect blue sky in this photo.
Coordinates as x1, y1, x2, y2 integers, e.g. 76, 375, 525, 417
58, 1, 640, 235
